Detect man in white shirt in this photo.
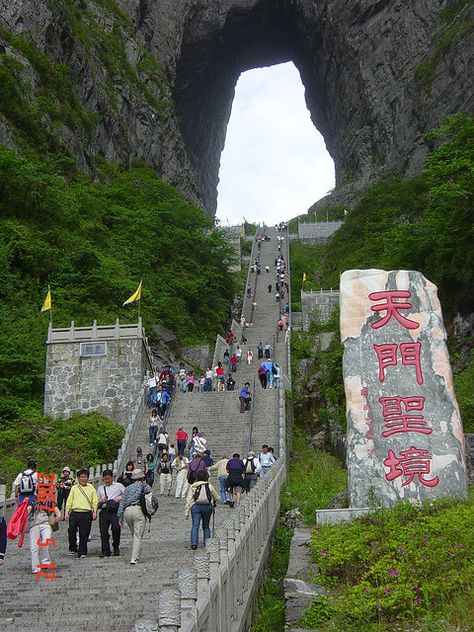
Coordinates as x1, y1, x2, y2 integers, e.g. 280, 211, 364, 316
13, 461, 38, 506
146, 371, 158, 406
97, 469, 124, 557
259, 445, 276, 477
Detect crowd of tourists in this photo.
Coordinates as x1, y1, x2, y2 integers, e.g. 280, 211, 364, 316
2, 435, 277, 570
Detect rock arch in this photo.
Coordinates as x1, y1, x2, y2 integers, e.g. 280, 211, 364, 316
168, 0, 471, 214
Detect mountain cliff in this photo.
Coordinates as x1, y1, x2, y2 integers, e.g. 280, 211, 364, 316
0, 0, 473, 213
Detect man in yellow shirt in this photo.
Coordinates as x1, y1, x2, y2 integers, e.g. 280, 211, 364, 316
65, 468, 98, 558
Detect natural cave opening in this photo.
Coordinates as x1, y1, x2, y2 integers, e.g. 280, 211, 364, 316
215, 62, 335, 226
173, 0, 343, 216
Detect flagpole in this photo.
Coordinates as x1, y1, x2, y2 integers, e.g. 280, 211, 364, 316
48, 285, 53, 327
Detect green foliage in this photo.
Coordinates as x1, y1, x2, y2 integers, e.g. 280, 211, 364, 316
448, 335, 474, 433
289, 241, 326, 310
280, 426, 347, 524
251, 526, 292, 632
301, 495, 474, 631
0, 146, 237, 482
291, 316, 346, 434
0, 407, 124, 487
416, 2, 474, 89
317, 113, 474, 319
244, 221, 258, 236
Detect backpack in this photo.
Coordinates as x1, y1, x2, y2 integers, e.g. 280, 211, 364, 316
140, 487, 159, 529
187, 456, 208, 484
19, 471, 35, 494
193, 483, 212, 504
245, 459, 256, 474
272, 364, 278, 375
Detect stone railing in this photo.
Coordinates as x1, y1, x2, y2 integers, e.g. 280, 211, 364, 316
113, 390, 147, 478
47, 317, 154, 369
135, 459, 286, 632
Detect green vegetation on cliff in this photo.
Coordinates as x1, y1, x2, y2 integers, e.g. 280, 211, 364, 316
0, 148, 237, 483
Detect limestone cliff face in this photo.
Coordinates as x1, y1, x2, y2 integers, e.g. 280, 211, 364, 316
0, 0, 472, 214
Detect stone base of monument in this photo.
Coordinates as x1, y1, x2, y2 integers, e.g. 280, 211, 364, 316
315, 507, 371, 525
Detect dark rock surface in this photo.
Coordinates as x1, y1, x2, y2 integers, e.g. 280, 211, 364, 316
1, 0, 472, 214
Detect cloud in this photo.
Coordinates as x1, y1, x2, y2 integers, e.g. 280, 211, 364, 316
216, 62, 335, 226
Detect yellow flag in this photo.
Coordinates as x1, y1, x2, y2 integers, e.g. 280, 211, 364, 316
122, 281, 142, 306
41, 289, 52, 312
302, 273, 307, 282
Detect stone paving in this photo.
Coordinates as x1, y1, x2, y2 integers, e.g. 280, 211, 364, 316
0, 228, 288, 631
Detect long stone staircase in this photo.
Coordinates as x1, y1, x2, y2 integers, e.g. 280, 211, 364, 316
0, 228, 289, 632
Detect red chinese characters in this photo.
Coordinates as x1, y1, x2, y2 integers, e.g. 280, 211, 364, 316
369, 290, 419, 330
364, 288, 439, 489
379, 396, 432, 437
383, 447, 439, 488
373, 342, 423, 384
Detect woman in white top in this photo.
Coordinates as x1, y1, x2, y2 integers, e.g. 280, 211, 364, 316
173, 454, 190, 498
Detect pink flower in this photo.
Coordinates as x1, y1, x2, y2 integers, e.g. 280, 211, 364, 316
384, 588, 392, 596
398, 546, 407, 555
415, 598, 422, 605
319, 549, 328, 557
387, 568, 400, 576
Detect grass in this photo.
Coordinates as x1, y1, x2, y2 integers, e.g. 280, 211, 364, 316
280, 426, 347, 525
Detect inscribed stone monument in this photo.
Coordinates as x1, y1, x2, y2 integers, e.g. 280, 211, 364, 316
340, 269, 467, 508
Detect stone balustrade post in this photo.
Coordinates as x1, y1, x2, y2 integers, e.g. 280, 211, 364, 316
157, 585, 181, 631
193, 550, 210, 600
92, 319, 97, 339
178, 566, 198, 628
69, 320, 75, 341
114, 317, 120, 339
206, 537, 220, 580
216, 527, 228, 566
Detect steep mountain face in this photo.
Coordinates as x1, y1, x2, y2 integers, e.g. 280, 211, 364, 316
1, 0, 472, 214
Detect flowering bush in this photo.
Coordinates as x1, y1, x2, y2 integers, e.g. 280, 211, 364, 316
301, 495, 474, 630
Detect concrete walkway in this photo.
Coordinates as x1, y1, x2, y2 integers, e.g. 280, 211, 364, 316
0, 228, 288, 631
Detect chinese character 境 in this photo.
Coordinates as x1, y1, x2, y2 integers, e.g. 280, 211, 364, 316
383, 446, 439, 487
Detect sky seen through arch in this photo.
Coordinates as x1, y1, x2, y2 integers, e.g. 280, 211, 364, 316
216, 62, 335, 227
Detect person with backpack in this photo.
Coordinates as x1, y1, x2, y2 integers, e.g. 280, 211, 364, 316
173, 453, 190, 498
186, 371, 195, 392
157, 454, 172, 496
65, 468, 98, 558
13, 461, 38, 506
214, 361, 226, 391
257, 341, 264, 359
225, 454, 245, 508
243, 452, 261, 491
230, 353, 239, 373
187, 451, 209, 485
118, 469, 153, 565
97, 469, 124, 558
185, 471, 219, 550
226, 373, 236, 391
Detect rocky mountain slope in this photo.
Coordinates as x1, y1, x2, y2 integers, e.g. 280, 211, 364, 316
1, 0, 472, 214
